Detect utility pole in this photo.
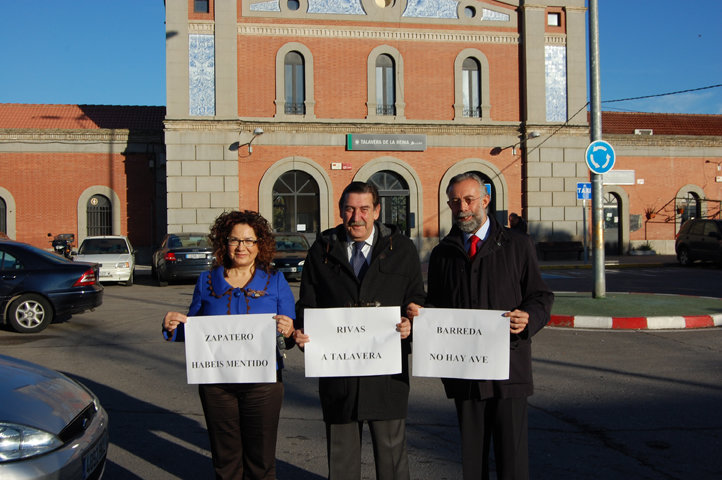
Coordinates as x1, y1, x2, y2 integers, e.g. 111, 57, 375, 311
588, 0, 606, 298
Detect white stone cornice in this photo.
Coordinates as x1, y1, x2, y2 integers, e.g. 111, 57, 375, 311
189, 22, 215, 34
0, 129, 135, 143
545, 34, 567, 45
237, 23, 519, 45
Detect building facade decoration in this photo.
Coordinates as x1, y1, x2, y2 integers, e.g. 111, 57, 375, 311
189, 34, 216, 116
545, 45, 568, 122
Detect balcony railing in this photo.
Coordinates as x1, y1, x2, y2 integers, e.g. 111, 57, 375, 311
463, 106, 481, 118
285, 103, 306, 115
376, 104, 396, 116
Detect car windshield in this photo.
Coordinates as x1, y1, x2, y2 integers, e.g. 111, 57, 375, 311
168, 234, 211, 248
79, 238, 129, 255
275, 235, 309, 251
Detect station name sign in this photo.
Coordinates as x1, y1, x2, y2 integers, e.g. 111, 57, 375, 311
346, 134, 427, 152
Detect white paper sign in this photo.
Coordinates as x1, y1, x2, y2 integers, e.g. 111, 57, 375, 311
412, 308, 510, 380
184, 314, 277, 384
304, 307, 401, 377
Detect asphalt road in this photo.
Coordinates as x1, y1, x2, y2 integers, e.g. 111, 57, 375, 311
1, 271, 720, 479
541, 264, 722, 298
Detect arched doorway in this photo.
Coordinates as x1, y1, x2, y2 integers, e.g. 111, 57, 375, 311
603, 192, 622, 255
87, 194, 112, 236
679, 192, 701, 224
368, 170, 410, 236
272, 170, 320, 235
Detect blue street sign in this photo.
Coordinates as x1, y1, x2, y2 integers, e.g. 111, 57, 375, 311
585, 140, 616, 174
577, 182, 592, 200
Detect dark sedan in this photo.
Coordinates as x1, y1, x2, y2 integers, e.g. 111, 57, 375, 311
0, 240, 103, 333
272, 233, 310, 281
152, 232, 215, 286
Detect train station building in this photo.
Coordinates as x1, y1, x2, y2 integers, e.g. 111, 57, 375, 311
1, 0, 721, 259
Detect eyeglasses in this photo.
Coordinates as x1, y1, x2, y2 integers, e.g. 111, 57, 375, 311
448, 196, 481, 208
227, 238, 258, 248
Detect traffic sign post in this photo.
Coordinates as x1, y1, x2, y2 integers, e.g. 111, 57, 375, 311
577, 182, 592, 263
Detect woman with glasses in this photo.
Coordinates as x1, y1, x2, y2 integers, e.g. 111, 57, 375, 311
162, 210, 296, 480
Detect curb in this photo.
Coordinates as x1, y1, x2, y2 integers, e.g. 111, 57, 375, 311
549, 313, 722, 330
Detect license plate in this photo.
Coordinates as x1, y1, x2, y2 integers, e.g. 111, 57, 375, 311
185, 253, 207, 259
83, 431, 108, 479
280, 267, 298, 273
100, 271, 112, 277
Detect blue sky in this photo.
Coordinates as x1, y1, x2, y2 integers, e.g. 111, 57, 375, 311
0, 1, 720, 114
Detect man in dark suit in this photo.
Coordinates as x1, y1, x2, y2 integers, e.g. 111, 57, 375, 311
408, 172, 553, 480
294, 181, 425, 480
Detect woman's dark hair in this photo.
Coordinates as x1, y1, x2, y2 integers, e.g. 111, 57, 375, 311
208, 210, 276, 274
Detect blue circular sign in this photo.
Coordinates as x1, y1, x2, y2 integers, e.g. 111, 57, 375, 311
585, 140, 616, 174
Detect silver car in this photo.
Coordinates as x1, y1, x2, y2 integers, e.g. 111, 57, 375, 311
0, 354, 109, 479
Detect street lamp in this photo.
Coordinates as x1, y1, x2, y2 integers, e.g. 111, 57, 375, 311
247, 127, 264, 154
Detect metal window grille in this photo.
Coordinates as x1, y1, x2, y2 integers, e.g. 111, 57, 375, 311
87, 195, 112, 236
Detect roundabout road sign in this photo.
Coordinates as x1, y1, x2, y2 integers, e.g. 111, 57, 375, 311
585, 140, 616, 174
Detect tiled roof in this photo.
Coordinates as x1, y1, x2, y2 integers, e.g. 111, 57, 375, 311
0, 103, 165, 131
601, 111, 722, 136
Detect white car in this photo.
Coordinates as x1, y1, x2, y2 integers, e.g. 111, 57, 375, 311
74, 235, 135, 286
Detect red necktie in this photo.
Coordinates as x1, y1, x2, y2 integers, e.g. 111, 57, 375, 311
469, 237, 481, 258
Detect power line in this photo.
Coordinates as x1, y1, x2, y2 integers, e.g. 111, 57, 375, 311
602, 84, 722, 104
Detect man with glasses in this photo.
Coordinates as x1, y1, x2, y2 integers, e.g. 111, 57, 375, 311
407, 172, 553, 480
294, 181, 425, 480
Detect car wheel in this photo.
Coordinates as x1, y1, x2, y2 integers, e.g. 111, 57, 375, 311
677, 247, 692, 266
8, 294, 53, 333
156, 267, 168, 287
124, 272, 134, 286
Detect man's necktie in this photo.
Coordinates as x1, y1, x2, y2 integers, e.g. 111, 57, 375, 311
351, 241, 367, 279
469, 237, 481, 259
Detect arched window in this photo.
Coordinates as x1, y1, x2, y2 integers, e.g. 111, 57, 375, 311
462, 58, 481, 117
272, 171, 320, 234
87, 194, 112, 236
284, 51, 306, 115
454, 50, 490, 121
375, 54, 396, 116
0, 197, 6, 235
368, 171, 410, 236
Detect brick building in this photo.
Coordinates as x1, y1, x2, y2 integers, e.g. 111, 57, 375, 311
1, 0, 721, 259
0, 104, 166, 258
165, 0, 591, 259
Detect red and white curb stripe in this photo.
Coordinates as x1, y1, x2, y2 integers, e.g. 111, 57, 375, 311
550, 314, 722, 330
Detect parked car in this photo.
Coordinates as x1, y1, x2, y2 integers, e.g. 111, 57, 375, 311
272, 232, 310, 281
675, 218, 722, 266
152, 232, 214, 286
74, 236, 135, 286
0, 240, 103, 333
0, 354, 108, 479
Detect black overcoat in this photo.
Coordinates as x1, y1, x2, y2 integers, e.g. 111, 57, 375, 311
296, 222, 426, 423
426, 215, 554, 400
